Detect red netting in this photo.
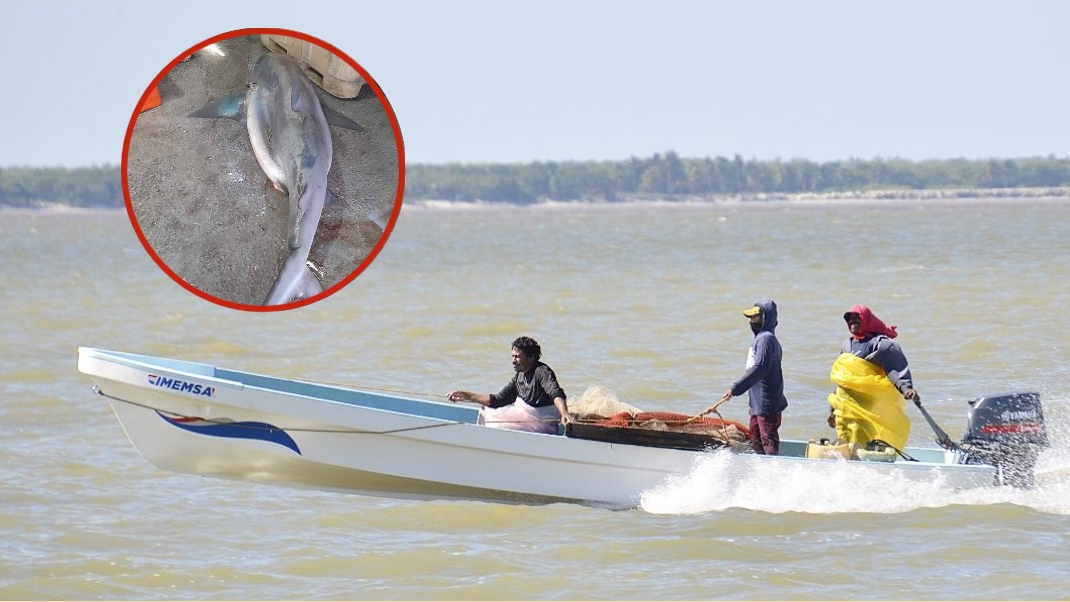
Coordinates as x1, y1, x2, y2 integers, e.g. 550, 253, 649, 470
589, 411, 751, 438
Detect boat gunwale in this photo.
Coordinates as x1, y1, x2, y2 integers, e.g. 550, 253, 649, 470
79, 346, 481, 425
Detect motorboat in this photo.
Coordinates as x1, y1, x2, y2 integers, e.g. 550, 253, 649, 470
77, 347, 1048, 509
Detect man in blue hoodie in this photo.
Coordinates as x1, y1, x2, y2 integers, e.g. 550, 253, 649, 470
718, 300, 788, 455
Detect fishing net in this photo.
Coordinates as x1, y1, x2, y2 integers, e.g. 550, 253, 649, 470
569, 385, 751, 447
568, 385, 644, 417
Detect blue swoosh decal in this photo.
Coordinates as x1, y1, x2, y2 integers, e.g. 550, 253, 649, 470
157, 412, 301, 455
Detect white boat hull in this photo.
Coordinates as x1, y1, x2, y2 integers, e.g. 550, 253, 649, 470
78, 347, 998, 508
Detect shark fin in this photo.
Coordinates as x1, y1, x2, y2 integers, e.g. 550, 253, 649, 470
324, 189, 387, 229
322, 106, 364, 132
367, 210, 388, 230
291, 80, 314, 115
189, 92, 247, 122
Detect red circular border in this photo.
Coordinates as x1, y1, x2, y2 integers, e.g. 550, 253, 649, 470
121, 27, 406, 312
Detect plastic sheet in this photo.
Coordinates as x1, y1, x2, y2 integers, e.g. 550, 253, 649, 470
826, 353, 911, 450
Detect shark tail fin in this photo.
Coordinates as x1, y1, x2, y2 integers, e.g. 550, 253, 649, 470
296, 263, 325, 300
189, 91, 248, 122
322, 106, 364, 132
264, 261, 325, 306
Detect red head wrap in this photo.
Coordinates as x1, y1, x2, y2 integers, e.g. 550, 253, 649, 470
845, 304, 898, 341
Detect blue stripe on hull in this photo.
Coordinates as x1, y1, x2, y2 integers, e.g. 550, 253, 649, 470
157, 411, 301, 455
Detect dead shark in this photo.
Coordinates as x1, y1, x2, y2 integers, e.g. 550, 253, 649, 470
190, 52, 364, 305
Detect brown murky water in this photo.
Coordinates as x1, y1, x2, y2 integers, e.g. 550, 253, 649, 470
3, 201, 1069, 599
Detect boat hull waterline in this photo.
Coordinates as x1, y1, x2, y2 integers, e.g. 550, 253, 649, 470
77, 347, 998, 508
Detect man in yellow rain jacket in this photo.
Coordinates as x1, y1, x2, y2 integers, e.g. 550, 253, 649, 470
826, 305, 921, 451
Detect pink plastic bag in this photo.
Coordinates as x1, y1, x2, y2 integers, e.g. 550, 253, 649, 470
478, 400, 559, 434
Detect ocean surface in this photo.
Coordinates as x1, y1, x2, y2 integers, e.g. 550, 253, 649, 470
3, 199, 1070, 600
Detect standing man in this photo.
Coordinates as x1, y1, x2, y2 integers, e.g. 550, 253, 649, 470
448, 336, 571, 434
719, 300, 788, 455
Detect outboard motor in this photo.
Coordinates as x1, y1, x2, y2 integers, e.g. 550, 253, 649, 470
961, 392, 1047, 488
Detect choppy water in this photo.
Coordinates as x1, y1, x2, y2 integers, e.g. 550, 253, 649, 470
3, 200, 1070, 599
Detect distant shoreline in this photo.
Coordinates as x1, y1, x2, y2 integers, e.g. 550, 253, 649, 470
407, 186, 1070, 208
5, 186, 1069, 212
714, 185, 1070, 202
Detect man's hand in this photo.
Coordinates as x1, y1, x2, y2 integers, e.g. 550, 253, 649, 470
555, 398, 572, 427
904, 388, 922, 407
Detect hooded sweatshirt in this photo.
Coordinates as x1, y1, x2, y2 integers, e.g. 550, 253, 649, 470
842, 305, 914, 395
730, 300, 788, 415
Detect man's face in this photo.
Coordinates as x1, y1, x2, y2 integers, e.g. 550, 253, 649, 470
845, 313, 862, 336
748, 313, 763, 328
511, 348, 535, 372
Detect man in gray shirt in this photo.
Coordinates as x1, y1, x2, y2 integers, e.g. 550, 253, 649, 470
448, 336, 572, 433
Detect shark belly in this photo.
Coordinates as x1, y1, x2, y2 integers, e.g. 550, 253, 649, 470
252, 55, 335, 304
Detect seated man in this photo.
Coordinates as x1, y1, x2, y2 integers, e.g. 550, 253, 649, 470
827, 305, 918, 450
448, 336, 572, 434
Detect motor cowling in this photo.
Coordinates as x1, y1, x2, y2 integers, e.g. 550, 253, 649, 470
960, 392, 1047, 488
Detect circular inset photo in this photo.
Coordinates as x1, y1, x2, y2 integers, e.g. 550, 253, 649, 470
123, 28, 404, 310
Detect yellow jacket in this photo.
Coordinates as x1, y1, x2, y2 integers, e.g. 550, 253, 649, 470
827, 353, 911, 450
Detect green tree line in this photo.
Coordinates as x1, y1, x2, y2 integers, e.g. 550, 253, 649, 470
406, 153, 1070, 203
4, 155, 1070, 208
0, 165, 123, 208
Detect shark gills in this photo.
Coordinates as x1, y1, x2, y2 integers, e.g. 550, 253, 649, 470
190, 52, 363, 305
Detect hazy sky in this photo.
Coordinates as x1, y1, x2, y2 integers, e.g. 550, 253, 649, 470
4, 0, 1068, 167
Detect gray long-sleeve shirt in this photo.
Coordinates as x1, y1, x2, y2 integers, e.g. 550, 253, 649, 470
842, 335, 915, 395
489, 362, 566, 409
